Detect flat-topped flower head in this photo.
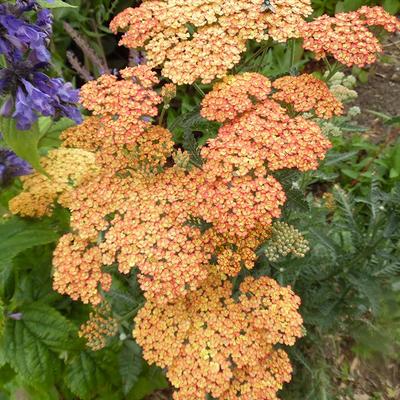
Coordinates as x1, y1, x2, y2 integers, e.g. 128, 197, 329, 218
9, 148, 98, 217
200, 73, 272, 123
300, 6, 400, 67
272, 74, 344, 119
110, 0, 313, 84
134, 273, 303, 400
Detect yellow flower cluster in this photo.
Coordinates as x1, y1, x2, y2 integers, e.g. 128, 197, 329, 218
9, 148, 98, 217
110, 0, 313, 84
79, 302, 119, 351
134, 273, 303, 400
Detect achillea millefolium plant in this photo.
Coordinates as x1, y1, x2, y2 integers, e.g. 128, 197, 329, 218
2, 0, 400, 399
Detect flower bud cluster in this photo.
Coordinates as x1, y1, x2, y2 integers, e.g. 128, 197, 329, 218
264, 222, 310, 262
79, 302, 119, 351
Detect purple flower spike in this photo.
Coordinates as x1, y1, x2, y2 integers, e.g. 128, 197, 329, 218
0, 0, 82, 130
0, 148, 32, 186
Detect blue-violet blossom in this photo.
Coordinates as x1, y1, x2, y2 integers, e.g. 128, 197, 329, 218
0, 0, 82, 130
0, 147, 32, 186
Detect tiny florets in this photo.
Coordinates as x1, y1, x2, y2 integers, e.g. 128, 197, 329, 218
110, 0, 313, 84
134, 273, 303, 400
300, 6, 400, 67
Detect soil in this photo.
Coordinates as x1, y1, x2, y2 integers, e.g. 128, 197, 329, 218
353, 33, 400, 142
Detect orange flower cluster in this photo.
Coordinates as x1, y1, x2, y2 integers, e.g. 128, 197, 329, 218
300, 6, 400, 67
9, 148, 98, 217
79, 302, 119, 351
272, 74, 343, 119
10, 68, 332, 399
110, 0, 313, 84
134, 273, 303, 400
52, 234, 112, 304
201, 73, 272, 123
212, 225, 272, 276
11, 70, 333, 310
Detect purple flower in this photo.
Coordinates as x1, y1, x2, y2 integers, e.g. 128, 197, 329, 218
0, 147, 32, 186
0, 1, 82, 130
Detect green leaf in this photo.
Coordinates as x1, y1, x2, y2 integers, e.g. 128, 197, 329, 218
323, 151, 358, 166
0, 260, 13, 299
341, 168, 359, 179
0, 218, 58, 264
383, 0, 400, 14
16, 303, 78, 350
3, 312, 62, 384
1, 118, 46, 174
119, 341, 143, 395
38, 117, 76, 150
37, 0, 77, 8
127, 366, 168, 400
65, 351, 109, 400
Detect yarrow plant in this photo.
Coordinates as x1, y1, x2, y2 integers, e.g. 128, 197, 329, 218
7, 1, 400, 399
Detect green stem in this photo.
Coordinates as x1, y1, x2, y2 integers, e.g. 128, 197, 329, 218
193, 83, 206, 97
159, 105, 168, 127
323, 59, 340, 82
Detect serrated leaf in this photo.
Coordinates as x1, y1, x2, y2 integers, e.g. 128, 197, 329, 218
65, 351, 108, 400
183, 130, 203, 167
4, 315, 61, 384
37, 0, 77, 8
119, 341, 143, 395
285, 188, 310, 212
323, 151, 359, 166
18, 303, 78, 350
0, 218, 58, 264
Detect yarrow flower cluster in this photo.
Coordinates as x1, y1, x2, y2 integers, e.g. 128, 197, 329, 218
272, 74, 343, 119
79, 302, 119, 351
10, 69, 330, 307
300, 6, 400, 67
110, 0, 313, 84
9, 67, 337, 397
134, 273, 303, 400
0, 0, 81, 129
9, 148, 98, 217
